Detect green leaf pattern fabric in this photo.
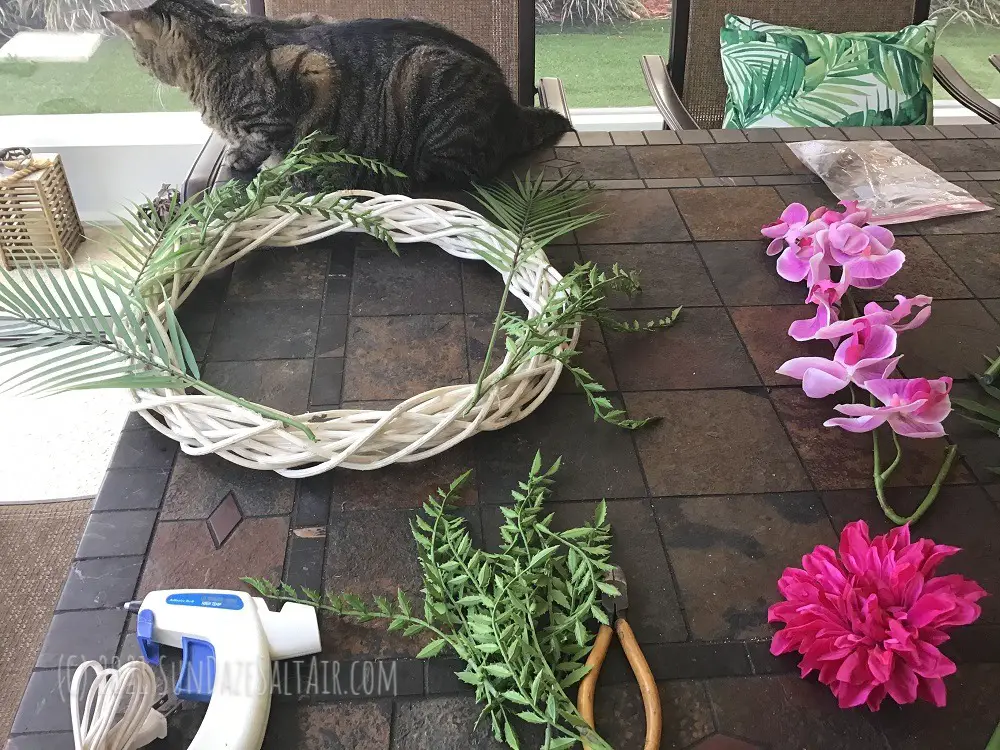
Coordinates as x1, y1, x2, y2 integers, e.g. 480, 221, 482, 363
720, 15, 937, 129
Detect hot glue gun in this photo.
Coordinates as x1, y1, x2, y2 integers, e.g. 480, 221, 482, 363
125, 589, 321, 750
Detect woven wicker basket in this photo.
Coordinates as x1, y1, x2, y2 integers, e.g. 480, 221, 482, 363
0, 154, 83, 270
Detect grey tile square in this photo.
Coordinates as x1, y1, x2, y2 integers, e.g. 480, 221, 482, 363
57, 556, 143, 611
611, 131, 647, 145
906, 125, 946, 139
11, 671, 74, 733
654, 492, 835, 640
677, 129, 714, 144
309, 357, 344, 407
873, 125, 914, 140
227, 246, 328, 301
316, 315, 348, 358
969, 124, 1000, 138
162, 454, 295, 521
36, 609, 127, 668
209, 300, 321, 360
207, 492, 243, 548
710, 128, 747, 143
643, 129, 681, 144
841, 127, 880, 140
76, 510, 157, 559
807, 127, 847, 140
698, 241, 810, 306
351, 240, 462, 315
94, 468, 170, 511
777, 128, 812, 142
108, 428, 176, 471
579, 243, 720, 308
744, 129, 781, 142
575, 190, 690, 243
201, 359, 312, 415
475, 394, 646, 503
578, 131, 613, 146
605, 307, 759, 390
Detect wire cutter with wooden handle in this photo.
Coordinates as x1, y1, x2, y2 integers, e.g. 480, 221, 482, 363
577, 566, 662, 750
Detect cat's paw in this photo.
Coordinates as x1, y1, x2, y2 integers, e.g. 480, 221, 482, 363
224, 149, 264, 174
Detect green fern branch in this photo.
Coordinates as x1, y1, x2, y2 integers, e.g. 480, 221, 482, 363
245, 453, 614, 750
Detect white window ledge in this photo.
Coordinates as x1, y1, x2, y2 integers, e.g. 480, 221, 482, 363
0, 101, 991, 221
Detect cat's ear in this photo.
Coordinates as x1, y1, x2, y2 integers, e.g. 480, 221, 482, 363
101, 8, 159, 39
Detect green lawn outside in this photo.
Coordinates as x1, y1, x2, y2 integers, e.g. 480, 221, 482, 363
0, 37, 188, 115
0, 21, 999, 115
538, 20, 1000, 107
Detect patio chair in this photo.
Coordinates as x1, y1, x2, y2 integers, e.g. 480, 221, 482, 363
640, 0, 1000, 129
183, 0, 570, 198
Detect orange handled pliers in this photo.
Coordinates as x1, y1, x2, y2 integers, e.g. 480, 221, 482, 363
577, 566, 662, 750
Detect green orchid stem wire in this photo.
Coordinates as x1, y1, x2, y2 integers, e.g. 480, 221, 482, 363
982, 348, 1000, 385
986, 719, 1000, 750
871, 424, 959, 526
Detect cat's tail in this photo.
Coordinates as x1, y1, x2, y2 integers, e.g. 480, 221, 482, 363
511, 106, 573, 155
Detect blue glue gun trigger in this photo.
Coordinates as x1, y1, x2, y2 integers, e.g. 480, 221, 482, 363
136, 609, 160, 665
174, 637, 216, 703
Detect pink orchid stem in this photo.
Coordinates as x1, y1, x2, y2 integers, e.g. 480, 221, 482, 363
872, 421, 959, 526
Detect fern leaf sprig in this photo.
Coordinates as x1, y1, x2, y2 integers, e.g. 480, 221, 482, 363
246, 453, 615, 750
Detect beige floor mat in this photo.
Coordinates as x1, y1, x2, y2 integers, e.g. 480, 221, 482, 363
0, 499, 91, 740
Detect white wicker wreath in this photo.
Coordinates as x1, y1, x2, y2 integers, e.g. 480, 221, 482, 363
132, 191, 578, 477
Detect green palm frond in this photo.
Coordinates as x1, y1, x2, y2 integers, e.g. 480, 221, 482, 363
0, 265, 316, 438
953, 350, 1000, 474
465, 173, 602, 398
470, 173, 603, 265
466, 174, 678, 428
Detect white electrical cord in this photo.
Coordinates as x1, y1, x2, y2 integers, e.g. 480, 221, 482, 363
70, 660, 167, 750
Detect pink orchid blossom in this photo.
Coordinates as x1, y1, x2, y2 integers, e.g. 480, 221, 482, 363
824, 377, 953, 438
770, 520, 986, 711
777, 320, 899, 398
788, 269, 853, 342
815, 295, 933, 341
762, 203, 827, 282
863, 295, 933, 332
815, 224, 905, 289
809, 200, 873, 227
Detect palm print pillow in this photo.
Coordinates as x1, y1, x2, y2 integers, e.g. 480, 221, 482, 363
720, 15, 937, 129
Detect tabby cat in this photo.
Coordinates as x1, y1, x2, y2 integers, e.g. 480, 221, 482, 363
103, 0, 572, 191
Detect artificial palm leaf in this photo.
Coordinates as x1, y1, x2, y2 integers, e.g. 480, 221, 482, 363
466, 174, 679, 428
0, 265, 316, 437
470, 173, 604, 266
953, 349, 1000, 475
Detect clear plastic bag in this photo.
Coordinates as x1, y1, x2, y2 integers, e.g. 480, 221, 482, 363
787, 140, 991, 225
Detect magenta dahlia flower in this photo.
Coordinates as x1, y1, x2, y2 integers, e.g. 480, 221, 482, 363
769, 521, 986, 711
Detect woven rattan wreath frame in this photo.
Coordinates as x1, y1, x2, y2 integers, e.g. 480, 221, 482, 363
132, 191, 578, 477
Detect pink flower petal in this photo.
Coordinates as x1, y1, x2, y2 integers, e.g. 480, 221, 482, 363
887, 414, 947, 439
776, 245, 813, 282
782, 202, 809, 225
846, 249, 906, 284
824, 414, 889, 433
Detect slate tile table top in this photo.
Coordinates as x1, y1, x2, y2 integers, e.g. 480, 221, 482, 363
9, 126, 1000, 750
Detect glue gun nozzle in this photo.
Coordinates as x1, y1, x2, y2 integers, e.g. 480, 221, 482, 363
123, 600, 142, 614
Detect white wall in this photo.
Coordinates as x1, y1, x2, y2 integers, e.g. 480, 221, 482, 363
2, 112, 210, 222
